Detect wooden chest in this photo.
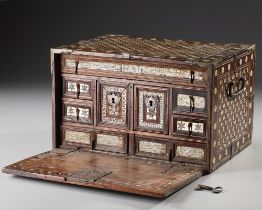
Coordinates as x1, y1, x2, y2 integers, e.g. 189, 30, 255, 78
3, 35, 256, 198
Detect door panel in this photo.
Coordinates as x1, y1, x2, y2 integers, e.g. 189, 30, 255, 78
134, 85, 169, 134
97, 81, 129, 128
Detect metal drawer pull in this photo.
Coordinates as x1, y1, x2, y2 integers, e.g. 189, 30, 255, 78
195, 184, 223, 194
189, 95, 195, 112
188, 122, 192, 136
76, 83, 80, 98
190, 71, 195, 83
75, 60, 79, 73
226, 77, 245, 100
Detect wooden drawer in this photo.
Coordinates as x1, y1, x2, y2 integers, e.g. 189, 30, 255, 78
173, 88, 207, 115
172, 115, 207, 138
62, 126, 94, 149
62, 99, 93, 125
61, 54, 208, 87
173, 143, 206, 164
135, 136, 171, 160
94, 131, 128, 154
63, 76, 93, 100
134, 85, 169, 134
97, 81, 129, 128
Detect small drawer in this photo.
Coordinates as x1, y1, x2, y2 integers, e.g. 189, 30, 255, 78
63, 77, 92, 100
173, 143, 206, 164
173, 115, 206, 138
134, 85, 169, 134
173, 88, 207, 114
62, 127, 93, 148
94, 131, 128, 154
135, 136, 171, 160
63, 99, 93, 125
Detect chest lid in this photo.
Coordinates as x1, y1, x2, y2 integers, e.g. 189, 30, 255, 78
57, 34, 254, 64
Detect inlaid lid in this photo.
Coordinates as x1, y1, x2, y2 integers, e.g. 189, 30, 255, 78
58, 34, 255, 64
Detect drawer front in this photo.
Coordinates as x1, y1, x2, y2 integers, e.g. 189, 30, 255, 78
173, 143, 206, 164
63, 76, 93, 100
94, 132, 128, 153
134, 85, 169, 133
173, 88, 207, 114
61, 54, 207, 86
173, 116, 206, 138
62, 127, 93, 148
135, 136, 171, 160
97, 81, 128, 127
63, 99, 93, 124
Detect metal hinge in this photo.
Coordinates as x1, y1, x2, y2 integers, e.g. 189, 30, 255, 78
66, 169, 112, 183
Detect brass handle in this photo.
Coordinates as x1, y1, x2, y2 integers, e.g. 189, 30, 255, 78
226, 77, 245, 100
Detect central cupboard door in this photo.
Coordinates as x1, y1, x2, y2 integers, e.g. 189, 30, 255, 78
134, 85, 169, 134
97, 80, 130, 128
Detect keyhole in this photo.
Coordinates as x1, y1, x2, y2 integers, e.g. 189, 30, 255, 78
149, 100, 153, 107
112, 97, 115, 104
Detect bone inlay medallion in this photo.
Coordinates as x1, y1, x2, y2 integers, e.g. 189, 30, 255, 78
66, 106, 77, 117
176, 146, 204, 160
67, 81, 77, 92
138, 90, 165, 130
101, 85, 127, 126
78, 108, 90, 119
80, 83, 90, 93
65, 130, 91, 144
96, 134, 123, 147
139, 140, 166, 154
177, 94, 205, 109
177, 121, 204, 133
65, 59, 76, 68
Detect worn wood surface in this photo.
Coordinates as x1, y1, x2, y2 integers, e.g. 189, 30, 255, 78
3, 149, 203, 198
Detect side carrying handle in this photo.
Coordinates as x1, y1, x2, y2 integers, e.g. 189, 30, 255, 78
226, 77, 245, 100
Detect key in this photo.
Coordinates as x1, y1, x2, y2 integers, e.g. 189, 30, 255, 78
195, 184, 223, 194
